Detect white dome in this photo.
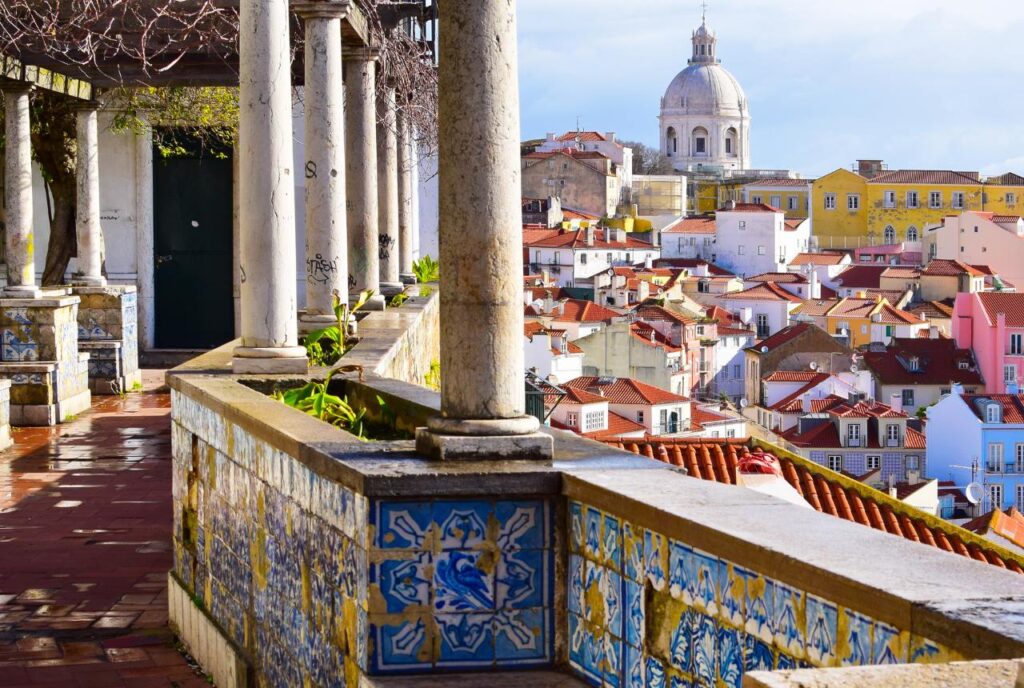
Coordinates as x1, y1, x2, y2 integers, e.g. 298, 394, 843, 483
662, 63, 747, 118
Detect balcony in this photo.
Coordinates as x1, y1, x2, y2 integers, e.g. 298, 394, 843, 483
848, 437, 862, 447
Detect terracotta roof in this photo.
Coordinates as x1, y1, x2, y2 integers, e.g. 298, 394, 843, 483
881, 267, 921, 279
561, 386, 608, 405
662, 216, 716, 234
834, 265, 888, 289
565, 376, 689, 405
764, 370, 826, 383
908, 300, 954, 320
548, 299, 623, 324
555, 131, 608, 143
869, 170, 981, 185
795, 299, 840, 317
747, 322, 815, 354
525, 287, 574, 302
630, 323, 681, 352
975, 292, 1024, 327
766, 374, 833, 412
724, 282, 804, 303
562, 206, 602, 221
992, 215, 1024, 224
988, 173, 1024, 187
605, 439, 1024, 573
862, 338, 982, 386
654, 259, 735, 276
522, 228, 562, 244
891, 480, 932, 501
823, 297, 877, 318
790, 252, 848, 266
961, 394, 1024, 424
717, 202, 781, 213
865, 289, 912, 306
632, 304, 695, 326
582, 412, 648, 439
921, 259, 985, 277
524, 228, 654, 250
747, 272, 808, 284
744, 178, 812, 188
523, 148, 610, 162
691, 406, 734, 430
875, 302, 927, 325
962, 508, 1024, 550
783, 219, 806, 231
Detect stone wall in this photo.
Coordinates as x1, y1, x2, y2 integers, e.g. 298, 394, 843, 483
75, 286, 141, 394
344, 287, 439, 388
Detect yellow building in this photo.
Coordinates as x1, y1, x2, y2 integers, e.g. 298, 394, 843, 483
821, 297, 927, 348
743, 178, 812, 218
812, 162, 1024, 249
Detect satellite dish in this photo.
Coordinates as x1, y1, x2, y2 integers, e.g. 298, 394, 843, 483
740, 398, 749, 408
965, 482, 985, 505
761, 346, 769, 354
809, 361, 819, 371
850, 364, 859, 374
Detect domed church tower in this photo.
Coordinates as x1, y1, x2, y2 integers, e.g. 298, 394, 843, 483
659, 10, 751, 172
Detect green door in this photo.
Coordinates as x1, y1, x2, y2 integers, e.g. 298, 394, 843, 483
153, 154, 234, 349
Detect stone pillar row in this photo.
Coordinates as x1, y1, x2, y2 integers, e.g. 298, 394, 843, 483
3, 85, 39, 298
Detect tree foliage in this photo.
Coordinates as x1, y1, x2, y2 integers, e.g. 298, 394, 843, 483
621, 139, 676, 176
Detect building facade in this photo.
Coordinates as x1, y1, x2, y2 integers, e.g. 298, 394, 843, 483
954, 292, 1024, 394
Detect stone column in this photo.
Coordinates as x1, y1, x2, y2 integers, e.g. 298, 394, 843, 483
134, 118, 156, 350
73, 106, 106, 286
296, 2, 348, 326
232, 0, 307, 374
3, 85, 39, 298
416, 0, 552, 460
376, 82, 402, 295
397, 108, 415, 283
343, 48, 385, 310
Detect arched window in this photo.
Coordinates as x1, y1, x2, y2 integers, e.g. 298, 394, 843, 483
906, 226, 918, 242
666, 127, 677, 156
725, 127, 738, 156
692, 126, 709, 155
883, 225, 896, 244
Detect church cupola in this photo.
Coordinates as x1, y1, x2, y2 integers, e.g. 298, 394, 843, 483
689, 15, 718, 65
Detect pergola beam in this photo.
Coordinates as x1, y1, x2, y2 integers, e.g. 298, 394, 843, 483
0, 54, 93, 100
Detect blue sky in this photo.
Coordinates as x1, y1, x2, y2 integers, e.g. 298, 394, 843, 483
517, 0, 1024, 178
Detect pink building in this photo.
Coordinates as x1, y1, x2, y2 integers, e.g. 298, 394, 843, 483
953, 292, 1024, 394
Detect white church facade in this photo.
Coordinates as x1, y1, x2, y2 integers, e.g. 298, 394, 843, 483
659, 15, 751, 174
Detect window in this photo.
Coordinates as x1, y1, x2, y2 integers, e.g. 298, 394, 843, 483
952, 191, 965, 209
553, 251, 561, 264
733, 364, 741, 378
580, 253, 587, 265
757, 245, 765, 256
929, 191, 942, 208
848, 423, 861, 444
906, 456, 920, 470
1011, 334, 1023, 355
824, 193, 837, 210
1005, 365, 1018, 384
697, 280, 710, 293
695, 137, 706, 153
727, 429, 737, 438
989, 484, 1004, 510
677, 238, 684, 252
750, 197, 761, 206
1008, 192, 1017, 205
989, 443, 1004, 472
883, 190, 896, 208
883, 226, 896, 244
866, 455, 881, 470
1016, 444, 1024, 473
770, 195, 782, 209
659, 409, 669, 432
788, 196, 798, 211
584, 411, 604, 433
987, 404, 1002, 423
636, 410, 644, 424
886, 423, 901, 444
725, 138, 732, 154
737, 245, 745, 255
901, 389, 915, 408
1018, 485, 1024, 511
827, 455, 843, 472
567, 412, 578, 427
905, 191, 919, 208
756, 314, 769, 338
847, 194, 860, 211
606, 253, 613, 263
906, 226, 918, 242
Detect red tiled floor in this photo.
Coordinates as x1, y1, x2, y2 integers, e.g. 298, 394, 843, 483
0, 372, 210, 686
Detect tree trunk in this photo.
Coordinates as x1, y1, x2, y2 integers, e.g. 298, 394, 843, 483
41, 179, 76, 286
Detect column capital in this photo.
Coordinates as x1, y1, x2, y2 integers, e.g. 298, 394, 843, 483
343, 46, 379, 63
293, 0, 352, 20
0, 80, 33, 94
72, 100, 102, 113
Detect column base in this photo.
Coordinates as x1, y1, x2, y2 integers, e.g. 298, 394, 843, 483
400, 273, 417, 285
416, 415, 554, 461
297, 311, 338, 335
379, 281, 405, 298
71, 276, 107, 287
3, 286, 41, 299
232, 346, 308, 374
353, 293, 387, 311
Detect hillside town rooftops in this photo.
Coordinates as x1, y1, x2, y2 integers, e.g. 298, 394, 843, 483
789, 251, 848, 266
716, 202, 781, 213
975, 292, 1024, 327
524, 227, 655, 250
746, 322, 815, 354
834, 264, 888, 289
565, 376, 689, 405
869, 169, 981, 185
922, 259, 985, 277
661, 216, 716, 234
724, 282, 805, 303
862, 338, 982, 386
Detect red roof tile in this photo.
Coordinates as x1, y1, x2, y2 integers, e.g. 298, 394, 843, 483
630, 323, 681, 352
987, 173, 1024, 187
862, 338, 982, 386
922, 259, 985, 277
655, 258, 735, 276
717, 202, 781, 213
870, 169, 981, 185
746, 322, 814, 354
790, 252, 848, 266
724, 282, 804, 303
555, 131, 608, 143
524, 228, 654, 250
632, 304, 695, 326
548, 299, 623, 324
962, 394, 1024, 424
744, 178, 813, 187
764, 370, 826, 383
565, 376, 689, 405
691, 406, 734, 430
523, 148, 610, 162
562, 206, 602, 221
975, 292, 1024, 328
663, 216, 717, 234
783, 218, 806, 231
747, 272, 808, 284
604, 438, 1024, 573
835, 265, 888, 289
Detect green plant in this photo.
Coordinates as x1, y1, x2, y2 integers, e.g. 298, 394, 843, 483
389, 292, 410, 308
413, 255, 440, 283
273, 366, 367, 439
130, 381, 144, 392
304, 290, 373, 366
425, 360, 441, 391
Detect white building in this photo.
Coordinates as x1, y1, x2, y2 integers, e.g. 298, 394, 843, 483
564, 376, 692, 437
704, 306, 756, 405
536, 131, 633, 199
659, 216, 716, 261
524, 226, 661, 288
524, 323, 584, 385
714, 203, 810, 277
659, 13, 751, 173
715, 282, 804, 339
924, 211, 1024, 289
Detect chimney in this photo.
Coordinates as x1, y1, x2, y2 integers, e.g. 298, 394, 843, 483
725, 199, 737, 210
605, 132, 616, 143
651, 228, 661, 248
889, 392, 903, 414
541, 267, 550, 285
644, 255, 654, 270
802, 393, 813, 413
929, 325, 938, 339
615, 227, 627, 244
544, 294, 554, 313
807, 268, 820, 299
951, 383, 964, 396
546, 132, 556, 142
888, 474, 897, 498
908, 469, 921, 486
585, 225, 595, 247
557, 300, 567, 316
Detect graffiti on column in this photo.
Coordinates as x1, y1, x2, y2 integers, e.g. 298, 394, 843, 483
379, 235, 396, 261
307, 253, 338, 286
305, 161, 318, 179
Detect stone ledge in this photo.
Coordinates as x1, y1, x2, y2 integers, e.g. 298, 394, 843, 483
360, 671, 589, 688
167, 572, 249, 688
744, 659, 1023, 687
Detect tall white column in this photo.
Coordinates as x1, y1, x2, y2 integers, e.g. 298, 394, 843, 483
376, 82, 402, 295
397, 108, 415, 282
134, 119, 156, 350
297, 3, 348, 324
73, 107, 106, 286
3, 85, 39, 298
343, 48, 385, 310
232, 0, 307, 373
416, 0, 552, 460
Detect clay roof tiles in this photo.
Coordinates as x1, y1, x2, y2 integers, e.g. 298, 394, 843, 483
555, 131, 608, 143
789, 252, 848, 266
962, 394, 1024, 424
524, 228, 654, 250
662, 216, 717, 234
921, 259, 985, 277
869, 169, 981, 185
604, 438, 1024, 573
724, 282, 804, 303
549, 299, 623, 324
975, 292, 1024, 328
717, 202, 782, 213
746, 272, 808, 284
565, 376, 689, 405
861, 338, 983, 386
834, 265, 888, 289
746, 322, 815, 354
744, 178, 813, 187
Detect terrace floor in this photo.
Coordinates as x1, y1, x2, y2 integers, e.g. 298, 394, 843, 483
0, 371, 210, 688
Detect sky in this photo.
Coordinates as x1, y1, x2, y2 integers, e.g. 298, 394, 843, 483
517, 0, 1024, 178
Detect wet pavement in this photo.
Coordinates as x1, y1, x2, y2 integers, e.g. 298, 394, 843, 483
0, 371, 210, 687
